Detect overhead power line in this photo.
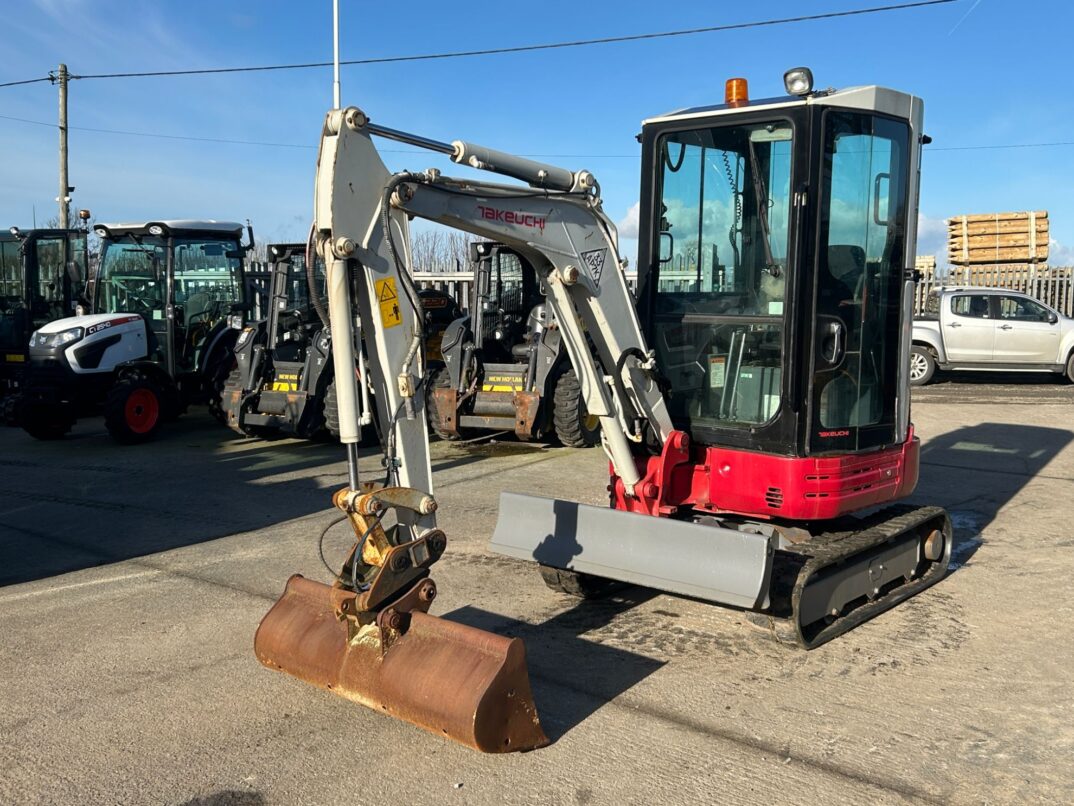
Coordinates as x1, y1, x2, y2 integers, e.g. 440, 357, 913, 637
0, 77, 53, 88
0, 0, 955, 88
2, 112, 1071, 156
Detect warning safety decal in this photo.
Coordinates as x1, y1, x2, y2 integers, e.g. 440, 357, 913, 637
375, 278, 402, 329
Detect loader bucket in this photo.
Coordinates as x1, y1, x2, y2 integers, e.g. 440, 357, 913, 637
255, 575, 549, 752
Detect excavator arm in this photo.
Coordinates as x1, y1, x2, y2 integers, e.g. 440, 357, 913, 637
257, 105, 679, 753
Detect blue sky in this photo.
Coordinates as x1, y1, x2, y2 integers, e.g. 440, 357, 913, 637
2, 0, 1072, 265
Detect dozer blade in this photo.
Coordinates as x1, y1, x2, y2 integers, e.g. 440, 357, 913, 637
254, 575, 549, 753
779, 504, 953, 649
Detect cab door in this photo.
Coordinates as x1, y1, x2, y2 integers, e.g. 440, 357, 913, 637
943, 293, 996, 361
992, 294, 1060, 363
809, 110, 910, 454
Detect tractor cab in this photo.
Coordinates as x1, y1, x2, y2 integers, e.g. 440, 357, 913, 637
0, 227, 88, 397
92, 220, 250, 381
18, 220, 253, 442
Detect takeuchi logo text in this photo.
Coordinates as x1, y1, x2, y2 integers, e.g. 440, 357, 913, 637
477, 205, 546, 232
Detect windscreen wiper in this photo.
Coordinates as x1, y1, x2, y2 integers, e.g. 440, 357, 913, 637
747, 140, 780, 276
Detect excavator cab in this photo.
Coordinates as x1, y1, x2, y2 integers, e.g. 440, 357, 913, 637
633, 81, 922, 519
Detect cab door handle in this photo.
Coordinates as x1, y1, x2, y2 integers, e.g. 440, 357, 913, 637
999, 324, 1013, 330
947, 322, 962, 328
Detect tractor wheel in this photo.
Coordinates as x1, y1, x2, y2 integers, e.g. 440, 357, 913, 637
324, 376, 383, 446
207, 360, 235, 425
296, 379, 327, 440
909, 345, 937, 387
324, 377, 341, 440
538, 565, 622, 599
552, 369, 601, 448
424, 365, 463, 441
1, 394, 20, 427
20, 401, 76, 441
104, 373, 165, 444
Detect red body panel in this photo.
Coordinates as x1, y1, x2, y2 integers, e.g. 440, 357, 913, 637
611, 428, 920, 521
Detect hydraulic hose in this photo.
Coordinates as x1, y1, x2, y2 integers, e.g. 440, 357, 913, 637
306, 222, 330, 329
613, 347, 648, 442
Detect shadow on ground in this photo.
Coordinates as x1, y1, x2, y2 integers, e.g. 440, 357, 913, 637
0, 414, 365, 586
914, 422, 1072, 568
445, 588, 662, 743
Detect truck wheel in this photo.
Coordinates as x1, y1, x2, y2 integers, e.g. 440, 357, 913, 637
553, 369, 601, 448
1065, 352, 1074, 384
909, 345, 936, 387
425, 366, 461, 441
20, 402, 76, 441
538, 564, 622, 598
104, 373, 164, 444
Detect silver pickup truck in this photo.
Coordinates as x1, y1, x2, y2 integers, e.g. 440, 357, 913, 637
911, 287, 1074, 385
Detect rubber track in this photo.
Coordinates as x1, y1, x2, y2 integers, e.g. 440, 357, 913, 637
776, 504, 952, 649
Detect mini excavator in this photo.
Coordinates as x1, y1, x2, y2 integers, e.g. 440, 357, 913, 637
256, 68, 951, 752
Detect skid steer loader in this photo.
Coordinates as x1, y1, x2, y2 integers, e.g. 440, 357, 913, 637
1, 222, 90, 423
224, 242, 461, 440
427, 241, 600, 446
223, 242, 335, 439
18, 220, 253, 442
256, 68, 951, 752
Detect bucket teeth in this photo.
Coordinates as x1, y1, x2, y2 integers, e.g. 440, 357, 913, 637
255, 575, 548, 752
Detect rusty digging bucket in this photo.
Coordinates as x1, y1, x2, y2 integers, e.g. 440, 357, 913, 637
254, 575, 549, 753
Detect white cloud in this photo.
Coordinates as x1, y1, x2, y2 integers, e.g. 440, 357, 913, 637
916, 213, 949, 268
617, 202, 640, 239
1050, 239, 1074, 267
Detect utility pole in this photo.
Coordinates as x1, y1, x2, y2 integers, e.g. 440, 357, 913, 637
332, 0, 341, 108
56, 63, 70, 229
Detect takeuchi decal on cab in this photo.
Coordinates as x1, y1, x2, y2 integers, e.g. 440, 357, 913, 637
477, 205, 546, 233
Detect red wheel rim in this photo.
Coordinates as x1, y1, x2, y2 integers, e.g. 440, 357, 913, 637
125, 388, 159, 434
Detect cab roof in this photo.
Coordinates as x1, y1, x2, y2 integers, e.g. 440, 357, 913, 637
642, 85, 919, 128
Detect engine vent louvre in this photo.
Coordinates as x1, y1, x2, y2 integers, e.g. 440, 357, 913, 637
765, 487, 783, 509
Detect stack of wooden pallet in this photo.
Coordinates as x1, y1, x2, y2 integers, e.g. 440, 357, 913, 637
947, 211, 1049, 265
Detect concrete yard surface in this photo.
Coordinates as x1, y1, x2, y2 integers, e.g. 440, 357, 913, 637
1, 380, 1073, 805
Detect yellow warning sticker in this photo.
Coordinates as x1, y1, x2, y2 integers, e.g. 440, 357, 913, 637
375, 278, 402, 328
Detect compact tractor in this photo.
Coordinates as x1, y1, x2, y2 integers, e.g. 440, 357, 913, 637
1, 222, 89, 422
254, 69, 952, 752
18, 220, 253, 442
428, 241, 600, 446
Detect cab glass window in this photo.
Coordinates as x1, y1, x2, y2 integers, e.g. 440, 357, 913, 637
996, 295, 1052, 322
951, 295, 991, 318
651, 119, 793, 431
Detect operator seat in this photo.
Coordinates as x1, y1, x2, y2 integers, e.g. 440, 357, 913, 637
825, 245, 866, 305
